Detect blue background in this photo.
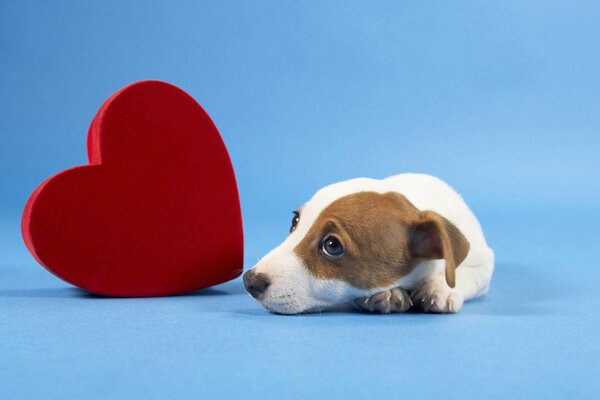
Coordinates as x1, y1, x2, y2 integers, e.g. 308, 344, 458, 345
1, 1, 599, 399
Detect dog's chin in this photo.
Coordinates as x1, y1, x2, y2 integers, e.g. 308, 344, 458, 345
258, 299, 313, 315
254, 292, 318, 314
258, 297, 353, 315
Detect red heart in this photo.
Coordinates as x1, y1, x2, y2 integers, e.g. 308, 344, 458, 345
21, 80, 243, 296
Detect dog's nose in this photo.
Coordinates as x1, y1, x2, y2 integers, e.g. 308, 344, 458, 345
243, 269, 271, 299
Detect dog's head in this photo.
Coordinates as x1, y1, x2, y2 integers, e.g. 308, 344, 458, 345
244, 179, 469, 314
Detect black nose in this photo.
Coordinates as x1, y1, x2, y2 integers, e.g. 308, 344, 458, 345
243, 270, 271, 299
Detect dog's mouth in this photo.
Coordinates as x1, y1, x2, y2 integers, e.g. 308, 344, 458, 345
255, 293, 308, 315
259, 301, 305, 315
261, 302, 323, 315
261, 301, 356, 315
254, 292, 355, 315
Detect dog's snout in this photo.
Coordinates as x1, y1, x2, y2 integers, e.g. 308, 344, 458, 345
243, 270, 271, 299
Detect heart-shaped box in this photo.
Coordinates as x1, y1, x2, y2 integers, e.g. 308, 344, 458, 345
22, 80, 243, 296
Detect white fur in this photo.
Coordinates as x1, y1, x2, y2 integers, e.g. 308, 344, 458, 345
249, 173, 494, 314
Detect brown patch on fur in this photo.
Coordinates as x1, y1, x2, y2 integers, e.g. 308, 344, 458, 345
293, 191, 470, 290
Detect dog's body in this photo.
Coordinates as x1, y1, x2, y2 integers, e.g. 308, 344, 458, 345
244, 173, 494, 314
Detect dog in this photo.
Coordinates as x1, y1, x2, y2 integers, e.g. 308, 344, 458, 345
243, 173, 494, 314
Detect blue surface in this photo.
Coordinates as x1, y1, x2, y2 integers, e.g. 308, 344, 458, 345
2, 1, 600, 399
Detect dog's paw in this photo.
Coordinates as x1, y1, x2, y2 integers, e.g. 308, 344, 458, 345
411, 278, 464, 313
353, 287, 413, 314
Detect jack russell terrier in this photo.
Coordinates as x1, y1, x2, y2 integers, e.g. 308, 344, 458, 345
243, 173, 494, 314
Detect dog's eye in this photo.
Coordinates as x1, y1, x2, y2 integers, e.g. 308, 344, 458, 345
290, 211, 300, 233
321, 236, 344, 257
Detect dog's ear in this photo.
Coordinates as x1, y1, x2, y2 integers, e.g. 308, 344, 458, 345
408, 210, 470, 288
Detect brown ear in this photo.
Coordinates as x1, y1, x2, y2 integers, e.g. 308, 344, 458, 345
408, 210, 470, 288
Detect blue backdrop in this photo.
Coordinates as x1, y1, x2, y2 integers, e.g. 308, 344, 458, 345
1, 1, 599, 399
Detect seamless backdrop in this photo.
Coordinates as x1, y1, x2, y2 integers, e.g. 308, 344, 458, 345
1, 2, 600, 399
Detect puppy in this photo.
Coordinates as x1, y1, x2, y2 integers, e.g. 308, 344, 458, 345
244, 173, 494, 314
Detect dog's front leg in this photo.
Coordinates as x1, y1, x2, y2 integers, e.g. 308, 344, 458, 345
410, 275, 464, 313
353, 287, 412, 314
